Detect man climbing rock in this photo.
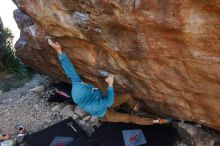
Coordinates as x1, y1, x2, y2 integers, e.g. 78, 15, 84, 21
48, 39, 171, 125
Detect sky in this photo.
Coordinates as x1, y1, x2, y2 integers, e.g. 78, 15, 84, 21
0, 0, 20, 44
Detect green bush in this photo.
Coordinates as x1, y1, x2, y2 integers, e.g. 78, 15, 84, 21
3, 28, 32, 79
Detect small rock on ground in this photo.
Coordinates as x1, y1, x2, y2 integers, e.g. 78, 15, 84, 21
29, 86, 45, 94
51, 103, 65, 111
83, 115, 91, 121
61, 105, 75, 117
74, 105, 87, 117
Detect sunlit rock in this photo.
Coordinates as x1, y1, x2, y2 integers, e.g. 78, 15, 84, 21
13, 0, 220, 131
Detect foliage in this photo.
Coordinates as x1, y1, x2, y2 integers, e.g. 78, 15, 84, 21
2, 28, 32, 79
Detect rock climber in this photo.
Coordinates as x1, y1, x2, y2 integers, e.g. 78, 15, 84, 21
48, 39, 171, 125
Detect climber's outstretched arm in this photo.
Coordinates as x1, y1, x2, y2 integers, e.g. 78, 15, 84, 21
48, 39, 82, 83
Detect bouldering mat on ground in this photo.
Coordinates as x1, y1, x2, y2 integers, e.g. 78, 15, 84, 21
26, 118, 178, 146
91, 122, 178, 146
26, 118, 89, 146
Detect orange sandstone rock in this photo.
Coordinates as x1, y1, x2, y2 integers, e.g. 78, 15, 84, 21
13, 0, 220, 130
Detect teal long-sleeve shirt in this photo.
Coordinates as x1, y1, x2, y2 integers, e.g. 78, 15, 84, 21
58, 52, 114, 117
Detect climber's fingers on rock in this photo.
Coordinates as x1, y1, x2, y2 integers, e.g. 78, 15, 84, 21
108, 74, 114, 80
55, 42, 61, 48
48, 39, 57, 47
48, 38, 54, 46
105, 74, 114, 85
48, 39, 61, 52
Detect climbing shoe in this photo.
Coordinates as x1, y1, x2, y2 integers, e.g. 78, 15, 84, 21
159, 118, 172, 124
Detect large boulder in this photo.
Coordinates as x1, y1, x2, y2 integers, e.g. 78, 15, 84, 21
13, 0, 220, 130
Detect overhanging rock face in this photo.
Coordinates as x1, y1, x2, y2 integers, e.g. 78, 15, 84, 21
13, 0, 220, 130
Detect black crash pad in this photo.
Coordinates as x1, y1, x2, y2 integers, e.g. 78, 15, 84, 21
91, 122, 178, 146
26, 119, 178, 146
26, 118, 89, 146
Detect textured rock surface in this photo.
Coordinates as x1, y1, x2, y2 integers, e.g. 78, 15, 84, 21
173, 122, 220, 146
13, 0, 220, 130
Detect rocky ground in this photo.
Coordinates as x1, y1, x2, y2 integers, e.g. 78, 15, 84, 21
0, 74, 99, 136
0, 73, 219, 146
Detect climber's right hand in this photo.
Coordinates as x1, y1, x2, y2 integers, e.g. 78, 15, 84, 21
48, 39, 62, 55
105, 74, 114, 87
